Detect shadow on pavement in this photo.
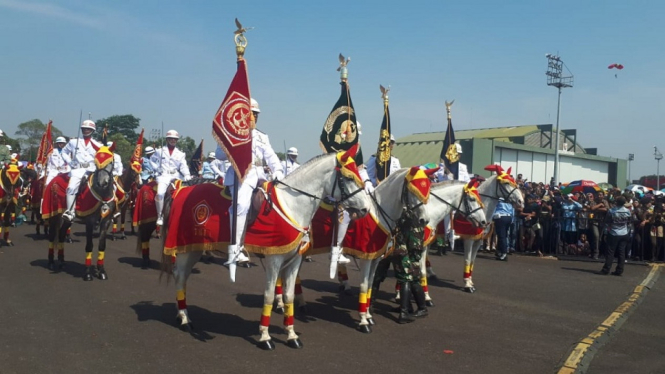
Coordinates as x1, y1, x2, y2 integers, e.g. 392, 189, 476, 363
30, 259, 87, 279
23, 233, 48, 241
560, 266, 602, 275
130, 301, 258, 344
117, 256, 161, 270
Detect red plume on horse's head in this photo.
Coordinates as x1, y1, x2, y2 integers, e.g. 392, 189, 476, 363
423, 166, 441, 178
484, 164, 505, 175
340, 144, 359, 163
506, 167, 512, 175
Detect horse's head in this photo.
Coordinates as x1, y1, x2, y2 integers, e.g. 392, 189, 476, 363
331, 145, 370, 219
484, 164, 524, 208
130, 160, 143, 187
400, 166, 440, 227
91, 146, 115, 199
460, 178, 488, 227
1, 163, 22, 190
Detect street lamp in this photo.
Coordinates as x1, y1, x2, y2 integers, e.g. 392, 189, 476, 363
546, 54, 574, 185
655, 147, 663, 190
628, 153, 634, 183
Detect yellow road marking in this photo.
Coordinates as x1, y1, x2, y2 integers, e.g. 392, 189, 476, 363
557, 264, 662, 373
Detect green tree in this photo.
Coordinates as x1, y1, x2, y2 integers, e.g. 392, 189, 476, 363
95, 115, 140, 144
275, 151, 285, 161
109, 133, 134, 169
14, 119, 64, 161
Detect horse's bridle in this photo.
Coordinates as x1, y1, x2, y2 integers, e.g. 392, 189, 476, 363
370, 179, 426, 234
479, 180, 519, 203
430, 185, 484, 221
92, 167, 115, 200
273, 169, 364, 207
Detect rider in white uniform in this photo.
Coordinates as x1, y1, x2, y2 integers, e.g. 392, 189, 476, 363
150, 130, 192, 226
106, 142, 123, 177
45, 137, 72, 186
281, 147, 300, 176
434, 142, 471, 248
364, 134, 401, 186
210, 156, 227, 180
215, 98, 284, 265
63, 120, 103, 221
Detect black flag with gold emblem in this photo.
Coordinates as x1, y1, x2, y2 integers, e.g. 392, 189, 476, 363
440, 111, 459, 179
375, 86, 391, 182
320, 80, 363, 165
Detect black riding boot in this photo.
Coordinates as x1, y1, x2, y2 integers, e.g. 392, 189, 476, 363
410, 282, 429, 318
397, 282, 415, 324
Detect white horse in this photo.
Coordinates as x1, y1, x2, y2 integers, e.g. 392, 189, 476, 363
369, 178, 489, 315
162, 149, 371, 350
458, 166, 523, 293
278, 176, 488, 332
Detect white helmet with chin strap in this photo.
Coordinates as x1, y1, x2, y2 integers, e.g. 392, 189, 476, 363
165, 130, 180, 139
250, 98, 260, 113
55, 136, 67, 144
208, 151, 216, 158
287, 147, 298, 156
144, 146, 155, 155
81, 120, 96, 131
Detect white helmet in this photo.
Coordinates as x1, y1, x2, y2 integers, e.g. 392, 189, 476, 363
165, 129, 180, 139
390, 134, 396, 142
208, 151, 216, 158
455, 142, 463, 154
81, 120, 96, 131
287, 147, 298, 156
144, 146, 155, 154
6, 145, 12, 151
250, 98, 260, 113
106, 141, 113, 148
55, 136, 67, 143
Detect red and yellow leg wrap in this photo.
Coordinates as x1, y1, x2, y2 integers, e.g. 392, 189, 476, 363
366, 289, 373, 310
260, 304, 272, 327
464, 263, 472, 279
337, 267, 349, 282
420, 276, 429, 293
358, 292, 368, 313
10, 212, 15, 224
275, 277, 283, 296
120, 225, 125, 233
3, 230, 9, 241
48, 242, 54, 258
97, 251, 105, 266
66, 228, 71, 235
176, 289, 186, 310
57, 243, 64, 258
295, 276, 302, 296
141, 242, 150, 256
395, 282, 401, 292
85, 252, 92, 266
112, 223, 117, 234
283, 303, 294, 326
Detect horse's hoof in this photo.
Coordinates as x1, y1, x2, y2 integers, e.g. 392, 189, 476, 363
258, 340, 275, 351
239, 261, 251, 268
286, 338, 303, 349
141, 259, 150, 270
47, 262, 55, 271
464, 287, 475, 293
110, 236, 116, 241
179, 323, 194, 332
7, 241, 14, 247
120, 235, 127, 240
367, 318, 375, 326
357, 324, 372, 334
426, 300, 435, 307
58, 262, 65, 270
83, 273, 93, 281
97, 270, 108, 280
66, 238, 73, 244
428, 274, 438, 281
274, 306, 284, 314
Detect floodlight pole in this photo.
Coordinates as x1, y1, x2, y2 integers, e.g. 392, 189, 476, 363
546, 54, 573, 185
655, 147, 663, 190
628, 153, 634, 184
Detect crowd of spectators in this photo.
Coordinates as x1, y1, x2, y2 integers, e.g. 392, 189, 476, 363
473, 174, 664, 262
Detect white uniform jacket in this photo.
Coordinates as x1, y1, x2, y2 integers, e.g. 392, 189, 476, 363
215, 129, 284, 186
47, 149, 72, 176
63, 138, 103, 173
149, 147, 191, 180
281, 159, 300, 176
112, 153, 123, 177
210, 159, 227, 179
365, 154, 401, 186
435, 162, 470, 182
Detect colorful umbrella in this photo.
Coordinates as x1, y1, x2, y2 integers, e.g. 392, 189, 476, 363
561, 180, 602, 195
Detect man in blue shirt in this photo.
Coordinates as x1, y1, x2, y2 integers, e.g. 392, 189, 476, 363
141, 147, 155, 184
493, 198, 514, 261
600, 196, 631, 276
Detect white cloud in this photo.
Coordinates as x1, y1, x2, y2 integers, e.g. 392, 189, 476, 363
0, 0, 102, 29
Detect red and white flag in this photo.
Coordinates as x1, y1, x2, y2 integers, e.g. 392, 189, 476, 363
212, 59, 253, 183
36, 120, 53, 166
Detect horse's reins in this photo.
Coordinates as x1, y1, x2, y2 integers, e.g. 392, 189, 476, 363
430, 186, 484, 222
478, 179, 519, 203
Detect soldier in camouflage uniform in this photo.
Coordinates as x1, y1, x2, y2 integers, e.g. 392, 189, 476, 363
392, 208, 429, 324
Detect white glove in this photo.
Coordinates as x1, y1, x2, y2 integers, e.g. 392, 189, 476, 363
273, 171, 284, 181
184, 175, 192, 182
364, 180, 375, 194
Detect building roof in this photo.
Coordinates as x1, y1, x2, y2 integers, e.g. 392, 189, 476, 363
397, 124, 553, 143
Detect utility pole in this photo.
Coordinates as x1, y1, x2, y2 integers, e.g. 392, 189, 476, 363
628, 153, 634, 184
546, 53, 574, 185
655, 147, 663, 190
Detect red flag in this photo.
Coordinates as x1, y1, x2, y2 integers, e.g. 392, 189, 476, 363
130, 128, 144, 173
36, 120, 53, 166
212, 59, 253, 183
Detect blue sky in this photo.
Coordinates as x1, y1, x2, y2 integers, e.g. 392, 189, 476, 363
2, 0, 664, 181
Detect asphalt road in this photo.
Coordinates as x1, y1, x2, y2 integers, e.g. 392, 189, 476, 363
1, 221, 663, 374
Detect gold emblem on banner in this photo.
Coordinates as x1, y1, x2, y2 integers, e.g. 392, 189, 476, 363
445, 144, 459, 163
377, 129, 391, 166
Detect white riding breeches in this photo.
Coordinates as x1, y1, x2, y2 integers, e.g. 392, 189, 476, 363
156, 174, 178, 201
66, 168, 91, 195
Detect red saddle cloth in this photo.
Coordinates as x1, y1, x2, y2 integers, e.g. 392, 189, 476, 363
163, 183, 232, 256
133, 181, 158, 227
452, 215, 484, 240
41, 174, 70, 219
30, 178, 45, 208
307, 203, 390, 260
244, 183, 306, 255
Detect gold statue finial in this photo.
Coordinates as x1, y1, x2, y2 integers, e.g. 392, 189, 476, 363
445, 99, 455, 119
233, 18, 254, 58
380, 84, 390, 105
337, 53, 351, 81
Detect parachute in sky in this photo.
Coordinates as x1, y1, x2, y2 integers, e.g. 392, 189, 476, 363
608, 63, 624, 78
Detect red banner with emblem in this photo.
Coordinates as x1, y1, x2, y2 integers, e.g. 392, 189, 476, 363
36, 120, 53, 166
130, 128, 144, 173
212, 58, 253, 183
